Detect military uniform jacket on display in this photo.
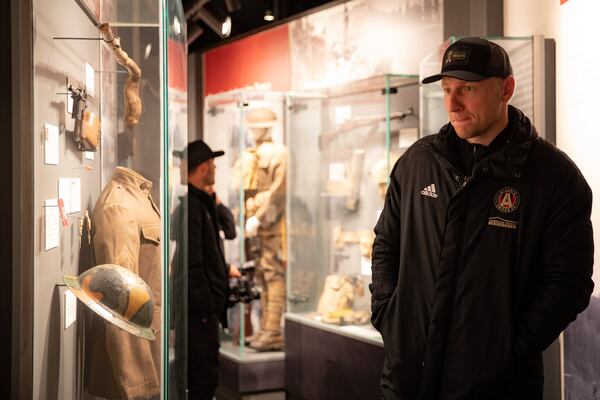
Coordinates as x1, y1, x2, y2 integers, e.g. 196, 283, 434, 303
88, 166, 162, 400
246, 141, 287, 235
370, 106, 594, 400
188, 185, 229, 326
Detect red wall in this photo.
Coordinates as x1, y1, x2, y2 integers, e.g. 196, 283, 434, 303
203, 25, 291, 96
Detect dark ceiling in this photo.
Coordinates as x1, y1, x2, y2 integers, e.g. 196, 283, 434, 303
184, 0, 340, 53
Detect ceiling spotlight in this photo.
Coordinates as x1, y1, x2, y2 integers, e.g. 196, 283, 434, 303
221, 16, 232, 37
264, 9, 275, 21
193, 6, 232, 38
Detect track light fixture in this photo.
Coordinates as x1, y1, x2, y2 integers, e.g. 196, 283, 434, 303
264, 9, 275, 21
225, 0, 242, 13
192, 6, 232, 38
187, 23, 204, 46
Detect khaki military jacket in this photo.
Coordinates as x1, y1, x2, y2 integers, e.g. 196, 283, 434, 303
244, 140, 287, 236
88, 166, 161, 399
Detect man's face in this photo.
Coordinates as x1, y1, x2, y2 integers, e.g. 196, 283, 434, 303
202, 158, 216, 186
187, 158, 216, 189
442, 76, 514, 145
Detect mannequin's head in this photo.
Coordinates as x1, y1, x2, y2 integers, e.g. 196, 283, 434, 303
245, 107, 277, 144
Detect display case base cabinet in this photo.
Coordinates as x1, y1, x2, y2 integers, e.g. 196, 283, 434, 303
218, 351, 285, 398
285, 317, 384, 400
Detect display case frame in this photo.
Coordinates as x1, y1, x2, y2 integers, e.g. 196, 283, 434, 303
284, 74, 420, 346
203, 88, 288, 395
204, 89, 287, 354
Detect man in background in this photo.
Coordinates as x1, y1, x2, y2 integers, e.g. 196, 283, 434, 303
183, 140, 239, 399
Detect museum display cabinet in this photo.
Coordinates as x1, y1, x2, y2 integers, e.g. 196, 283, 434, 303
203, 89, 287, 395
284, 74, 419, 400
26, 0, 188, 398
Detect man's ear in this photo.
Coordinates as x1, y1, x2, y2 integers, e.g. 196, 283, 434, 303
502, 76, 516, 102
196, 162, 207, 176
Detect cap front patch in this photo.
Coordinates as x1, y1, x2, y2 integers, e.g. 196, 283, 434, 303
494, 186, 520, 213
444, 47, 471, 66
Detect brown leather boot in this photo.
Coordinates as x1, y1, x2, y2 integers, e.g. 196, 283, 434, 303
248, 330, 284, 352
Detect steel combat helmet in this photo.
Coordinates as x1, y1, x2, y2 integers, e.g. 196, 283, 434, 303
64, 264, 156, 340
244, 107, 277, 128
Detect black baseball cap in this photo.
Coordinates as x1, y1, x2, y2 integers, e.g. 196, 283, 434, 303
422, 37, 513, 84
173, 140, 224, 169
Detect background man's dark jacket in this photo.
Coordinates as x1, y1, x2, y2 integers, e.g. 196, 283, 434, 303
370, 106, 594, 400
189, 185, 230, 325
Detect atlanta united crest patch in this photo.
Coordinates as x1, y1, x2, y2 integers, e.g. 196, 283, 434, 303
494, 186, 520, 213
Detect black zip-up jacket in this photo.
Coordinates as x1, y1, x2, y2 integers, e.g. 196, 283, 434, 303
370, 106, 594, 399
189, 185, 230, 326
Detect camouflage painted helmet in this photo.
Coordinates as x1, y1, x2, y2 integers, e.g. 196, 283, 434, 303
64, 264, 156, 340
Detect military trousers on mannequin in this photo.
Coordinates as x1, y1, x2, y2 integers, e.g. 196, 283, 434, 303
248, 233, 286, 351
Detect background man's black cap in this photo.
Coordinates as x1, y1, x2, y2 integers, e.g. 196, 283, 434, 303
173, 140, 224, 169
422, 37, 513, 84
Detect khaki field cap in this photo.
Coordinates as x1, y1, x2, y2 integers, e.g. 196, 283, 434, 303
422, 37, 513, 84
64, 264, 156, 340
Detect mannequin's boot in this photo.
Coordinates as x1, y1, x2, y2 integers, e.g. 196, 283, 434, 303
248, 330, 284, 352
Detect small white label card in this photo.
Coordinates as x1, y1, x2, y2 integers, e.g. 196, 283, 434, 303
44, 199, 59, 251
44, 123, 59, 165
84, 151, 95, 160
64, 290, 77, 329
85, 62, 95, 98
70, 178, 81, 213
58, 178, 71, 214
329, 162, 347, 182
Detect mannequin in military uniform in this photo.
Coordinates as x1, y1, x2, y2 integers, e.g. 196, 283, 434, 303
242, 107, 287, 351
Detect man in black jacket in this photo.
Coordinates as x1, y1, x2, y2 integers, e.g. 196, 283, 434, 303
370, 37, 594, 400
182, 140, 238, 399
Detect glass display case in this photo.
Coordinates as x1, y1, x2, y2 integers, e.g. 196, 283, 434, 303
30, 0, 187, 399
285, 74, 419, 344
420, 36, 549, 139
203, 89, 287, 356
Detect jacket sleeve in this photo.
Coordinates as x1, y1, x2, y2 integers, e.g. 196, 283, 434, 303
515, 168, 594, 360
369, 162, 402, 332
217, 202, 237, 240
93, 202, 160, 399
188, 207, 214, 320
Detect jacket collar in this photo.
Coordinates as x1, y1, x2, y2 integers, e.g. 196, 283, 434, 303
112, 166, 153, 193
430, 106, 538, 180
189, 184, 215, 206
